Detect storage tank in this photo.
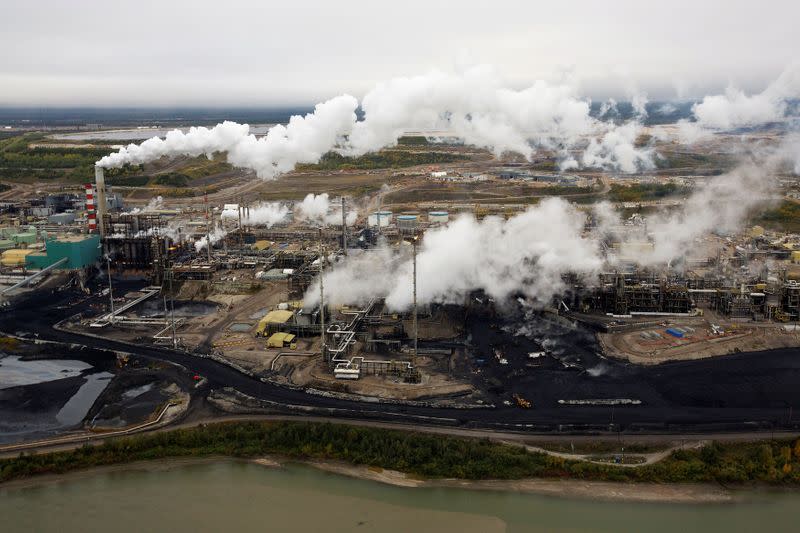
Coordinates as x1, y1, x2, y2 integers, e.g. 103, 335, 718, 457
48, 212, 76, 225
11, 231, 37, 245
397, 214, 418, 233
367, 211, 392, 227
428, 211, 449, 224
1, 249, 36, 267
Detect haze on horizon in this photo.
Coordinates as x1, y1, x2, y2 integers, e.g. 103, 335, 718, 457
1, 0, 798, 107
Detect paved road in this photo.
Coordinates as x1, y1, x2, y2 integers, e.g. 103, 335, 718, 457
3, 283, 800, 435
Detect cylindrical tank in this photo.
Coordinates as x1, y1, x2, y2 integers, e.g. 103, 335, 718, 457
397, 214, 418, 232
428, 211, 449, 224
367, 211, 393, 227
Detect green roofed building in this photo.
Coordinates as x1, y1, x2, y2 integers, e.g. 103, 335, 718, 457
25, 234, 101, 270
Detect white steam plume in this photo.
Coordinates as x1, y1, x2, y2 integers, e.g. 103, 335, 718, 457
581, 122, 654, 174
307, 197, 602, 310
678, 64, 800, 142
598, 138, 800, 265
195, 225, 227, 252
295, 193, 356, 226
98, 66, 653, 176
221, 202, 289, 227
308, 141, 800, 310
124, 195, 163, 214
345, 66, 595, 159
98, 97, 359, 179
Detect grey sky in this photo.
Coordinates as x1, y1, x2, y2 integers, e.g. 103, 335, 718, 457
1, 0, 797, 106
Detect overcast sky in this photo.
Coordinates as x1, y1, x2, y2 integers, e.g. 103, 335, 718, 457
1, 0, 797, 106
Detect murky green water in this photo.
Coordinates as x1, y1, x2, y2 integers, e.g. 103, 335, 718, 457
2, 461, 800, 532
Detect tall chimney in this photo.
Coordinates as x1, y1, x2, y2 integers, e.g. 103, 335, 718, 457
94, 165, 107, 237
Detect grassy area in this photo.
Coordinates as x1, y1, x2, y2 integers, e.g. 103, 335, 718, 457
528, 160, 559, 171
106, 175, 150, 187
526, 440, 668, 455
0, 133, 145, 184
4, 421, 800, 485
396, 136, 430, 146
296, 150, 468, 171
754, 200, 800, 233
175, 156, 232, 180
154, 173, 190, 187
0, 134, 233, 185
608, 183, 689, 203
655, 151, 734, 171
158, 185, 222, 198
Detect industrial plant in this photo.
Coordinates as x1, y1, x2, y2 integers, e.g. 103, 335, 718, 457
1, 140, 799, 414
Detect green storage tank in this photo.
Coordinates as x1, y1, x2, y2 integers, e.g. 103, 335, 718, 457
12, 231, 37, 245
25, 234, 101, 270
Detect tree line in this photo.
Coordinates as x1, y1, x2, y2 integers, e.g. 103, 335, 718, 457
4, 421, 800, 485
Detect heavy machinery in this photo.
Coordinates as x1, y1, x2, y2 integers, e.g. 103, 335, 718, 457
512, 393, 532, 409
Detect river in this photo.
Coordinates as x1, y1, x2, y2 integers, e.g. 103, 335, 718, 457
2, 461, 799, 532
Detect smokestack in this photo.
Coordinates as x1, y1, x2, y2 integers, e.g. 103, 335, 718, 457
85, 183, 97, 234
95, 165, 107, 237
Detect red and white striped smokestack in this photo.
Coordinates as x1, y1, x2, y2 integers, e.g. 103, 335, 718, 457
85, 183, 97, 233
94, 165, 107, 237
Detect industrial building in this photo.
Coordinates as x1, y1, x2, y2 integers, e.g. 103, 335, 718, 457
25, 234, 101, 270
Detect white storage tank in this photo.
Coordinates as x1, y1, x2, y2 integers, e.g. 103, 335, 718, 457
367, 210, 393, 227
397, 214, 418, 232
428, 211, 449, 224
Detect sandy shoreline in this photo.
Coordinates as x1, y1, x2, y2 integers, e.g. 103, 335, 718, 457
302, 458, 737, 503
0, 454, 737, 503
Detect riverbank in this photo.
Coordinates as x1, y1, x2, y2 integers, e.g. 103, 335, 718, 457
0, 454, 738, 504
3, 420, 800, 495
7, 445, 800, 507
303, 458, 735, 503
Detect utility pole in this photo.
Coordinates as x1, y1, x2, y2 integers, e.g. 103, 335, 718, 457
318, 229, 326, 361
412, 234, 418, 366
341, 196, 347, 256
204, 192, 212, 263
238, 195, 245, 256
106, 255, 115, 324
168, 248, 177, 349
